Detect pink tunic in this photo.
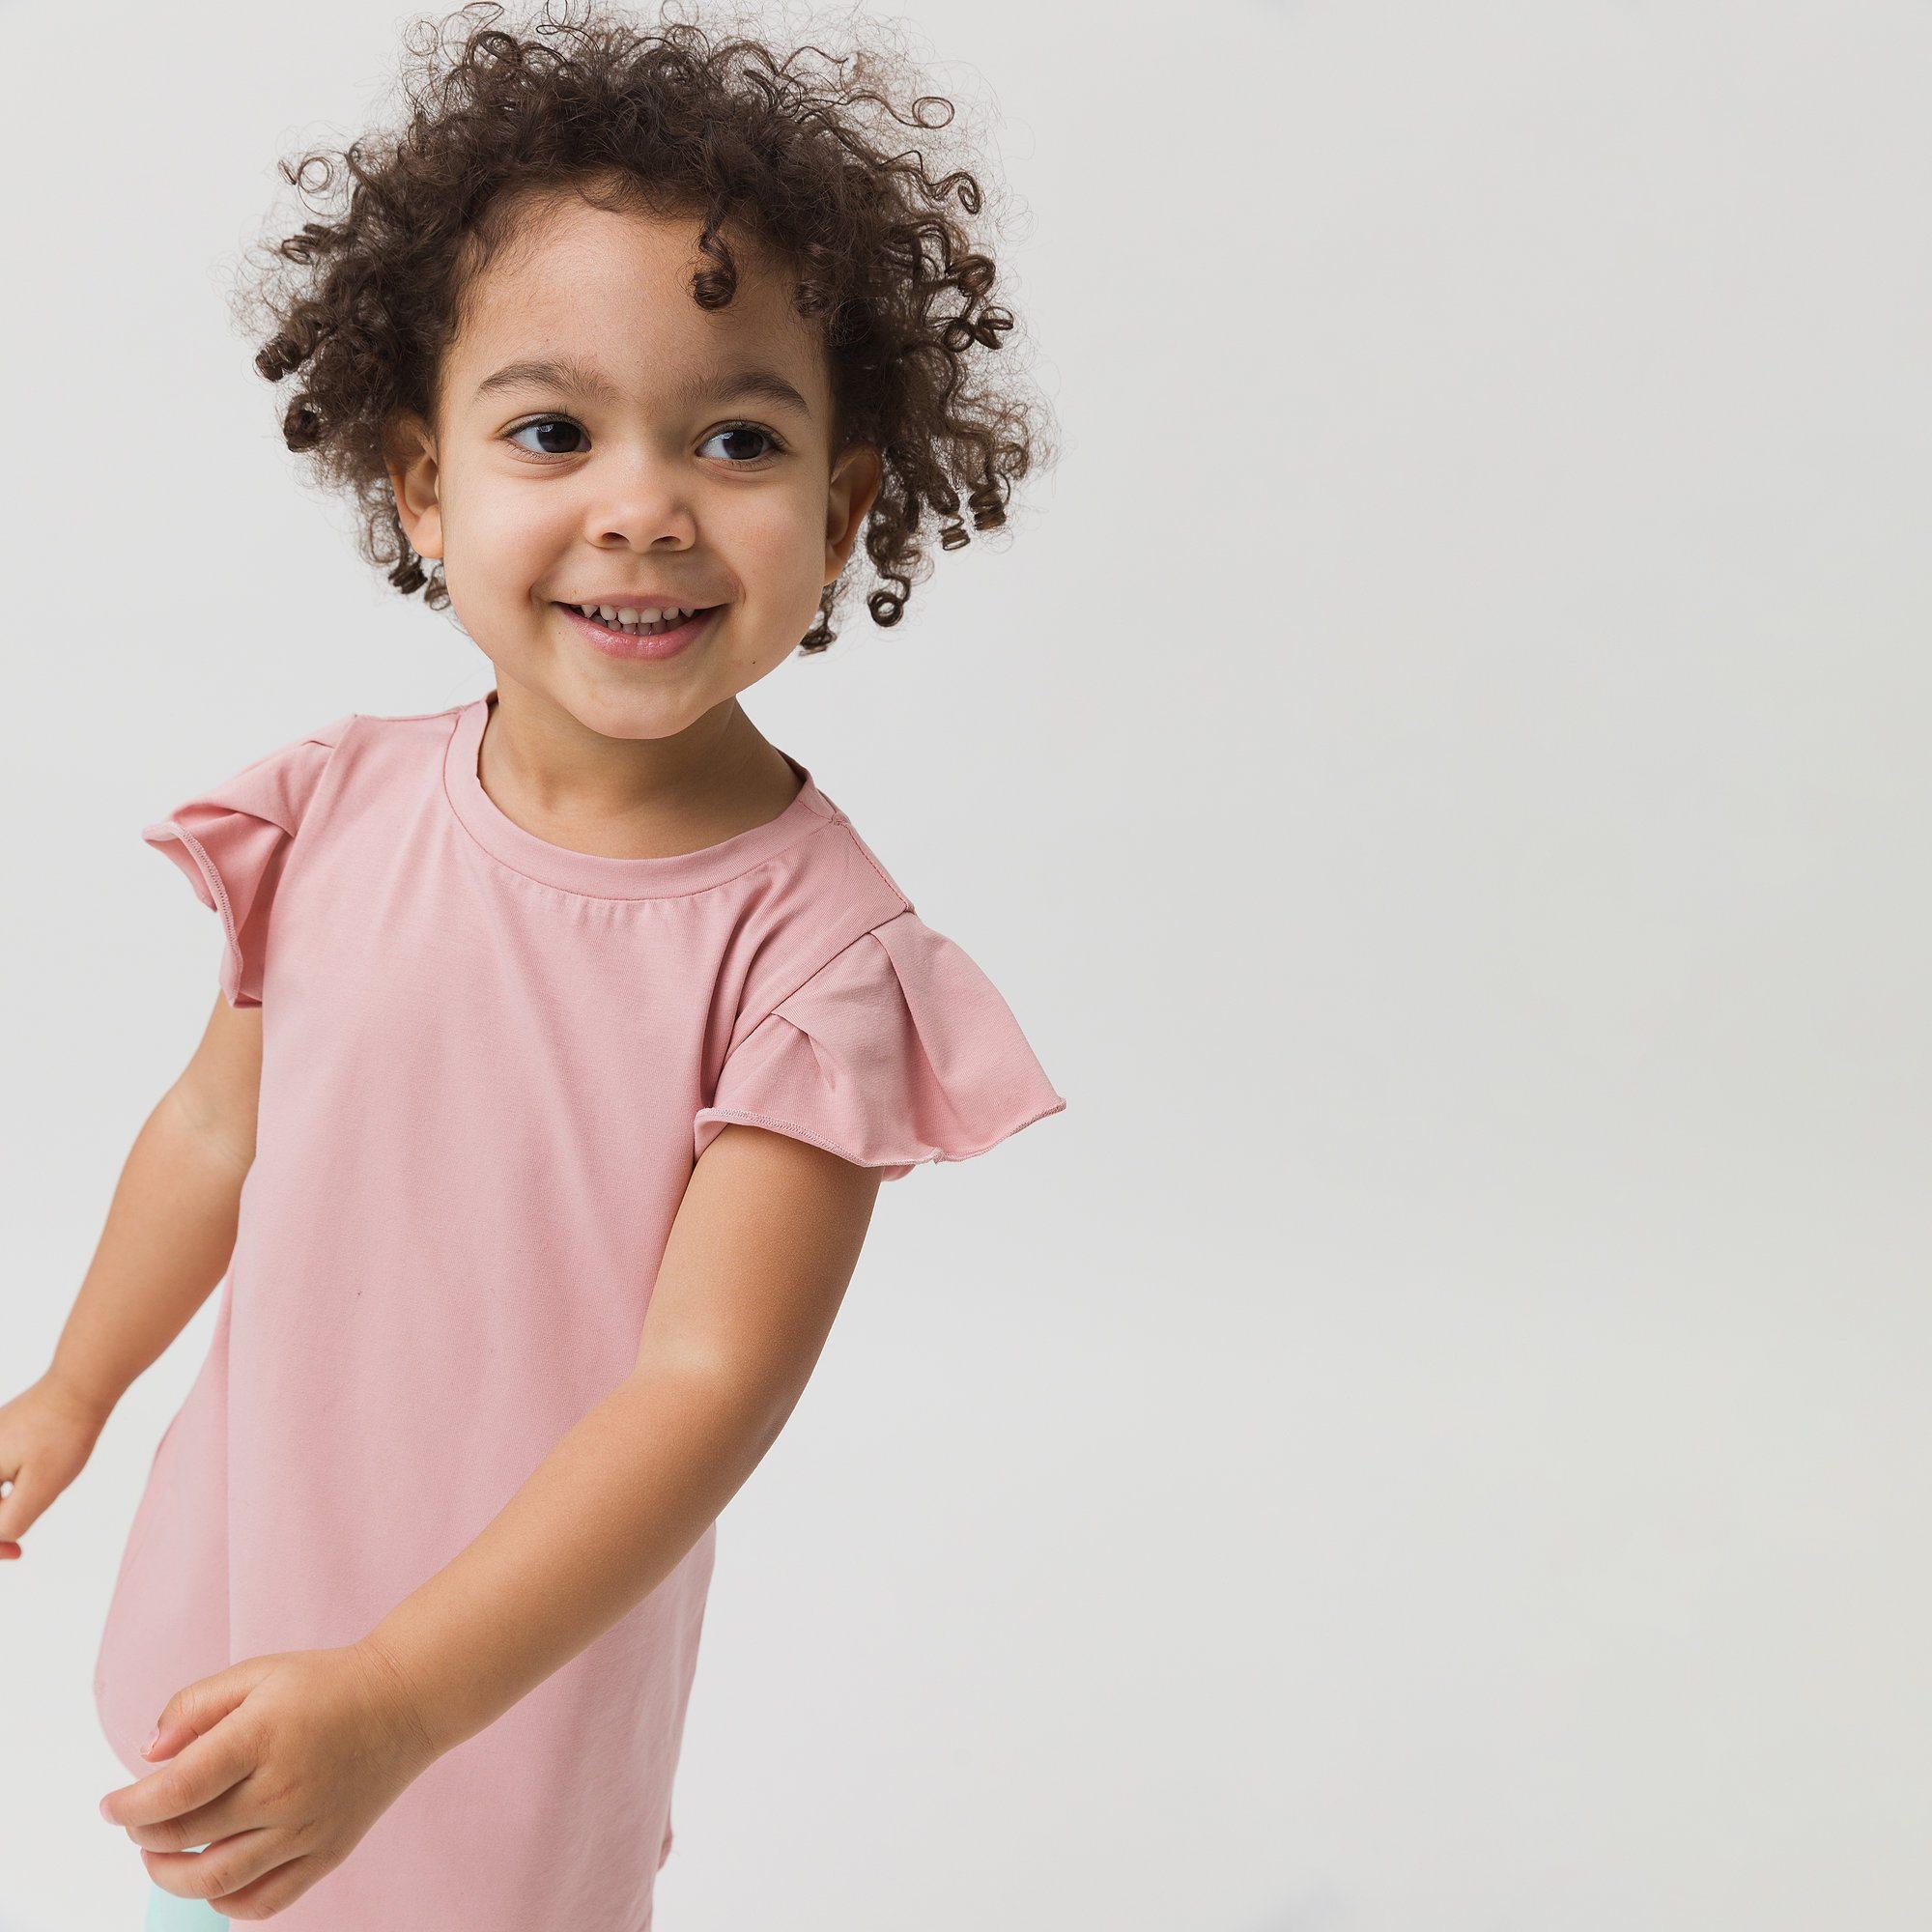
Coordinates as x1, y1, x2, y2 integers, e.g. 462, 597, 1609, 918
94, 689, 1065, 1930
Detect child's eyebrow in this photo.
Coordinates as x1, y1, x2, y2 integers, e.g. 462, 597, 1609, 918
473, 355, 811, 418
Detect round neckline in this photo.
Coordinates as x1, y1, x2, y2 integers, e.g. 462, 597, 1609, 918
441, 690, 836, 898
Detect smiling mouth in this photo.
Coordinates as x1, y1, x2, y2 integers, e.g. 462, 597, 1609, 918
554, 600, 722, 639
554, 601, 722, 661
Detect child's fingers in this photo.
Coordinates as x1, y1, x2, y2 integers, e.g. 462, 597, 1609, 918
122, 1772, 277, 1855
100, 1721, 254, 1832
142, 1662, 264, 1765
101, 1658, 277, 1829
0, 1468, 21, 1551
142, 1832, 305, 1916
0, 1465, 50, 1544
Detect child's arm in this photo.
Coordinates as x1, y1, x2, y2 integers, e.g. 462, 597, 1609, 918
0, 994, 262, 1552
355, 1122, 885, 1757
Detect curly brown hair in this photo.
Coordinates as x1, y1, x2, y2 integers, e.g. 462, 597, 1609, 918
230, 0, 1055, 653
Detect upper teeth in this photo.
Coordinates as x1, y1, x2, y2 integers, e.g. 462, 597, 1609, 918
576, 602, 701, 624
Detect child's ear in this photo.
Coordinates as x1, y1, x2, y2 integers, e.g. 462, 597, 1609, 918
823, 441, 883, 580
382, 410, 444, 561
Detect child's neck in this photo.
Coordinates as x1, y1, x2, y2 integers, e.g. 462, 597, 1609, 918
476, 686, 802, 863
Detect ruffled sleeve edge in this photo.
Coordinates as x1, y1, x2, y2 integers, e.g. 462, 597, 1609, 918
694, 1051, 1067, 1182
140, 818, 251, 1005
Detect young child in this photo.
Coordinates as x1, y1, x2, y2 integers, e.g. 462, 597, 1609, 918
0, 6, 1065, 1924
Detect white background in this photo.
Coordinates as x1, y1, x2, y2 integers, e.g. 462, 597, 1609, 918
3, 1, 1928, 1927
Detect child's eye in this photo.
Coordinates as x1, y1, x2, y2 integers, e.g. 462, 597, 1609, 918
696, 422, 786, 465
504, 416, 589, 460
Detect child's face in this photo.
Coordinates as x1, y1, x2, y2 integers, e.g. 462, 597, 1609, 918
384, 191, 880, 743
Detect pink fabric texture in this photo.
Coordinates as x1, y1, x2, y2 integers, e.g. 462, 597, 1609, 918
95, 690, 1065, 1930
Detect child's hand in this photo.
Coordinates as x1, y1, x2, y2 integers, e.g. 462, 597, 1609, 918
98, 1641, 440, 1921
0, 1372, 112, 1558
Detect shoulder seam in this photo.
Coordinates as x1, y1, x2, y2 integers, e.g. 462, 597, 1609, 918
730, 904, 918, 1055
262, 712, 360, 900
721, 830, 917, 1048
831, 816, 915, 911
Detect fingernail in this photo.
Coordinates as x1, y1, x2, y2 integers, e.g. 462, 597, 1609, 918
99, 1796, 114, 1820
143, 1725, 160, 1755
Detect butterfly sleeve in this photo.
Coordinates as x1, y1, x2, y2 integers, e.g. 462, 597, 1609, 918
141, 716, 355, 1008
695, 910, 1066, 1181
